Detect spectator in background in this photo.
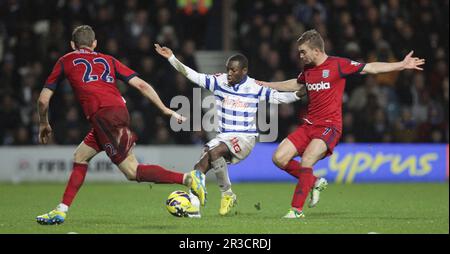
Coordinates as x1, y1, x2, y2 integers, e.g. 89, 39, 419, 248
342, 112, 356, 143
151, 117, 176, 144
393, 107, 418, 142
104, 37, 120, 57
294, 0, 327, 29
411, 72, 429, 124
130, 111, 151, 144
367, 41, 399, 86
125, 9, 154, 49
249, 42, 271, 81
236, 0, 448, 144
0, 94, 22, 145
443, 78, 449, 136
180, 39, 198, 70
52, 106, 84, 145
12, 126, 31, 146
371, 108, 390, 142
176, 0, 213, 49
29, 111, 41, 144
0, 0, 448, 145
0, 54, 19, 96
129, 34, 153, 68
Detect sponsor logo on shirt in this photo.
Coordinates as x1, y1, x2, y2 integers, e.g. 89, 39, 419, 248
223, 96, 249, 109
306, 81, 331, 91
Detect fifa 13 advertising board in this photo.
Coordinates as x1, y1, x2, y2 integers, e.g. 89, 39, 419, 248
0, 146, 202, 183
229, 143, 449, 183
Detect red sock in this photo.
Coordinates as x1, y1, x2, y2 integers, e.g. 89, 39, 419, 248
61, 163, 88, 206
283, 160, 302, 178
291, 167, 317, 211
136, 164, 184, 184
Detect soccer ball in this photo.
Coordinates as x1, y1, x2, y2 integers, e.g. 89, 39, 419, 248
166, 190, 195, 217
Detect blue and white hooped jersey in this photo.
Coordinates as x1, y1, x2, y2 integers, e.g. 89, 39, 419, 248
202, 73, 275, 136
167, 55, 299, 136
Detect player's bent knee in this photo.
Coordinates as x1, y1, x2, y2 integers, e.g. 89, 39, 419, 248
300, 155, 317, 168
73, 143, 98, 164
73, 151, 89, 164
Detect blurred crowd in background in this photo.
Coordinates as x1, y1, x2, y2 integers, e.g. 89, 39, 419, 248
0, 0, 448, 146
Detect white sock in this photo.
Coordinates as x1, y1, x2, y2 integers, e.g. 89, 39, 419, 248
188, 192, 201, 210
221, 188, 233, 197
56, 203, 69, 213
211, 157, 231, 193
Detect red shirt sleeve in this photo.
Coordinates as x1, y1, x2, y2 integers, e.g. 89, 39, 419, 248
44, 58, 65, 90
337, 57, 366, 77
112, 58, 138, 82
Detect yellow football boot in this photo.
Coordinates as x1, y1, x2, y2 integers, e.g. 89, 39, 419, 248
36, 210, 67, 225
219, 193, 237, 216
189, 170, 207, 206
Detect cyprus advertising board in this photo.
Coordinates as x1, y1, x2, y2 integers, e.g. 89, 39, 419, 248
229, 143, 449, 183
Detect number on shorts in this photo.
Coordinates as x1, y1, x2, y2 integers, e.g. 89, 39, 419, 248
230, 137, 241, 153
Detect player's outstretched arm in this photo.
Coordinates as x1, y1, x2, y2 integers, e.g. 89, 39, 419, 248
154, 44, 208, 88
37, 88, 54, 144
362, 50, 425, 74
256, 79, 301, 92
128, 76, 186, 123
269, 90, 301, 104
267, 87, 308, 105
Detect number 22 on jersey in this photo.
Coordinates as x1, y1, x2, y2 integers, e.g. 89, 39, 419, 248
73, 57, 114, 83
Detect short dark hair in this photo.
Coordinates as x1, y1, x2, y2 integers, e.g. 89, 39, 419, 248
227, 54, 248, 69
72, 25, 95, 48
297, 29, 325, 52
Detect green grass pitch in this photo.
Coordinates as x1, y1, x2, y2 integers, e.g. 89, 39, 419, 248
0, 182, 448, 234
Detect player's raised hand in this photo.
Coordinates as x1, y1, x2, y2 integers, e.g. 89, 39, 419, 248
402, 51, 425, 71
39, 123, 52, 144
154, 44, 173, 59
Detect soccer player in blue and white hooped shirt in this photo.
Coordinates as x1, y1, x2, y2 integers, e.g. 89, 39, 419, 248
155, 44, 307, 215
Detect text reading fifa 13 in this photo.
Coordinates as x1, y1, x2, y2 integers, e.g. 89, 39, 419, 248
179, 238, 271, 251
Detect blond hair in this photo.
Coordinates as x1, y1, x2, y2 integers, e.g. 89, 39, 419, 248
297, 29, 325, 52
72, 25, 95, 48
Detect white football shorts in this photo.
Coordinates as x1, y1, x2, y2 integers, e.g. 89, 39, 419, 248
206, 133, 257, 164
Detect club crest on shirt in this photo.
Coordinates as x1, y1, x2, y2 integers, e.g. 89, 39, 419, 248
322, 70, 330, 78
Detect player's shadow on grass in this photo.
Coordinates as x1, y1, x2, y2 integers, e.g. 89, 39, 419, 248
230, 211, 260, 217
